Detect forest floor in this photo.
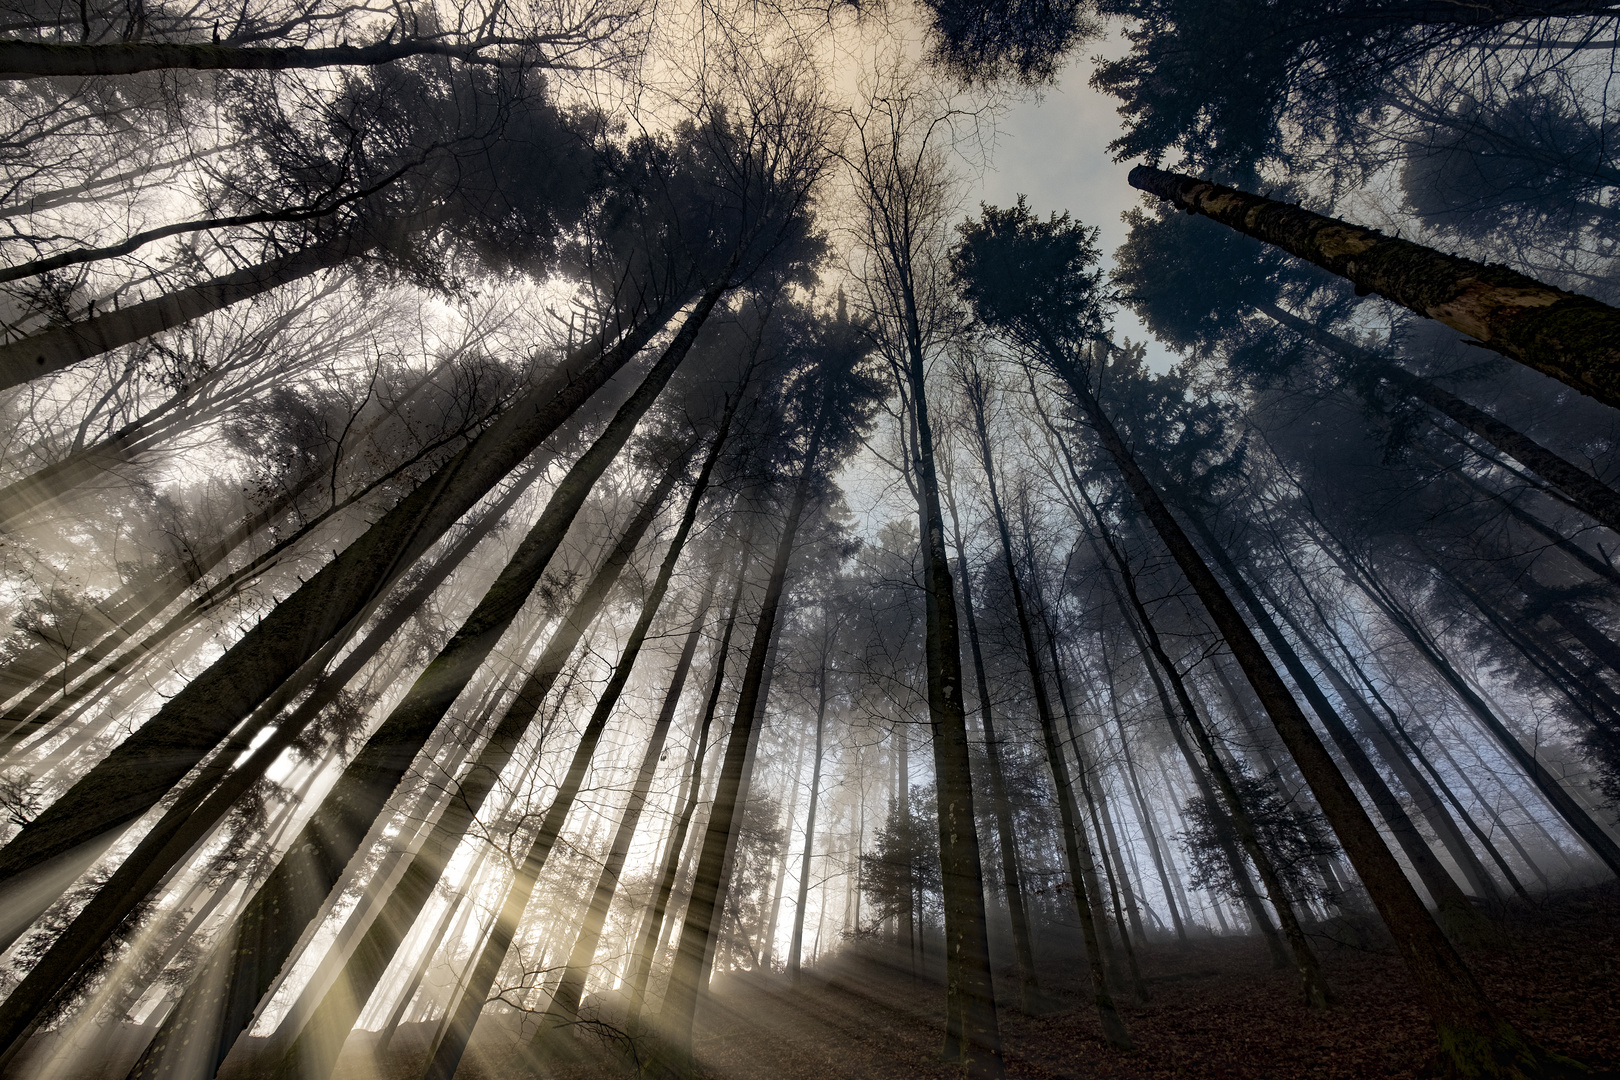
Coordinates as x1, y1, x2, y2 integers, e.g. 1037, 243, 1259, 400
429, 881, 1620, 1080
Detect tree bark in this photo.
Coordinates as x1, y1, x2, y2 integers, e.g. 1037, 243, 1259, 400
897, 315, 1003, 1076
1129, 164, 1620, 412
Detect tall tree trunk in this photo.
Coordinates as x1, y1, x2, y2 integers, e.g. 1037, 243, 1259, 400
1319, 612, 1542, 897
1091, 748, 1150, 944
760, 726, 811, 973
943, 474, 1046, 1007
1251, 298, 1620, 536
1262, 566, 1516, 903
0, 458, 550, 1061
623, 531, 756, 1028
1129, 164, 1620, 412
1044, 345, 1582, 1076
279, 402, 736, 1080
123, 284, 719, 1080
533, 576, 721, 1043
1098, 630, 1188, 943
960, 373, 1128, 1043
699, 628, 780, 988
1074, 484, 1331, 1009
360, 426, 707, 1080
0, 285, 685, 883
1021, 540, 1149, 999
788, 629, 830, 980
1106, 541, 1286, 958
655, 398, 828, 1070
895, 727, 915, 964
510, 404, 737, 1044
1185, 515, 1499, 942
1308, 515, 1620, 878
1027, 379, 1283, 961
0, 211, 444, 390
0, 36, 534, 77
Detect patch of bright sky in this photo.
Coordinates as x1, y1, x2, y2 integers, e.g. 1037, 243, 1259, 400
965, 44, 1175, 374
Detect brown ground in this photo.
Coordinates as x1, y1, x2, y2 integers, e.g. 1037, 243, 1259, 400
445, 882, 1620, 1080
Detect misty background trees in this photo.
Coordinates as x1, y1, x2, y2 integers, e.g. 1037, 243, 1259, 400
0, 1, 1617, 1079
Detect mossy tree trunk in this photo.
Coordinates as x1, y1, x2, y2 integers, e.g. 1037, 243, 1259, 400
1129, 164, 1620, 412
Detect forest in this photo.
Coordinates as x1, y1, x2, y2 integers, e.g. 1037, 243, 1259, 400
0, 0, 1617, 1078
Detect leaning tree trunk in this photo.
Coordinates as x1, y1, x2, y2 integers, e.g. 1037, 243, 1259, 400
1252, 299, 1620, 538
261, 432, 730, 1080
655, 398, 829, 1072
1018, 522, 1149, 980
897, 295, 1003, 1079
421, 401, 740, 1080
963, 386, 1130, 1043
0, 36, 530, 77
623, 531, 757, 1028
132, 444, 680, 1080
1307, 511, 1620, 878
123, 284, 721, 1080
1074, 484, 1331, 1009
1184, 515, 1499, 944
787, 629, 831, 980
943, 477, 1046, 1008
517, 406, 735, 1044
1296, 593, 1536, 900
1102, 541, 1287, 959
2, 448, 452, 751
0, 458, 552, 1056
760, 724, 812, 972
1035, 603, 1149, 999
1098, 633, 1189, 942
0, 287, 685, 883
1259, 560, 1512, 903
1046, 343, 1584, 1076
0, 210, 445, 391
1030, 383, 1284, 962
1129, 164, 1620, 412
534, 575, 721, 1046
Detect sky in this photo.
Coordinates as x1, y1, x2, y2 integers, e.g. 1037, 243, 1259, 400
969, 53, 1173, 370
